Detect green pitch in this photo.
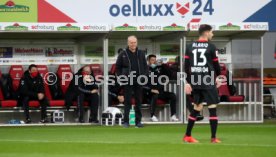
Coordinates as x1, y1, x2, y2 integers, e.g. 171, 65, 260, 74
0, 123, 276, 157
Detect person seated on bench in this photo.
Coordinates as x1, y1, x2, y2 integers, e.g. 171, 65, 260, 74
146, 54, 179, 122
108, 74, 124, 106
170, 56, 204, 121
76, 65, 99, 123
65, 70, 79, 111
19, 64, 49, 123
170, 56, 180, 81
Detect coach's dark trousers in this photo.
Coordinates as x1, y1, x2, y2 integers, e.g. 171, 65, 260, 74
22, 96, 48, 120
123, 83, 142, 124
77, 93, 99, 121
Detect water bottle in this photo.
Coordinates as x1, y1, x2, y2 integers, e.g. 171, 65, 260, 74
129, 106, 135, 125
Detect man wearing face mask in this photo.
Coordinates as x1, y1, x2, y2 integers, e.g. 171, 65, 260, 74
19, 64, 49, 123
76, 65, 99, 123
146, 54, 179, 122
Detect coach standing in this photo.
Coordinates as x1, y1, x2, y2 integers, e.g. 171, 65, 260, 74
116, 36, 148, 128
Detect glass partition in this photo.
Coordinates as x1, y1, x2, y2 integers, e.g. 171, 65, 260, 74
184, 34, 264, 123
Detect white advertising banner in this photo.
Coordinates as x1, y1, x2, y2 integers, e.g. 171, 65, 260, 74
0, 23, 111, 32
189, 22, 269, 31
0, 0, 271, 32
45, 0, 270, 24
0, 46, 77, 65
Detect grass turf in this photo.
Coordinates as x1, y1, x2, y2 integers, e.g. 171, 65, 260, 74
0, 123, 276, 157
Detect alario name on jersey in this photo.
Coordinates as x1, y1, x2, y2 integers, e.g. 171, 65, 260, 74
192, 43, 208, 48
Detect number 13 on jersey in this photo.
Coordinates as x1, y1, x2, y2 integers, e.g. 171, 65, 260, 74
192, 49, 207, 66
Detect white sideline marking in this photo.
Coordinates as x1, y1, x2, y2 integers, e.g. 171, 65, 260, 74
195, 143, 276, 148
0, 139, 276, 148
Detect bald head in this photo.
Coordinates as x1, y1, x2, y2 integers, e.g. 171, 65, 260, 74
128, 35, 137, 41
127, 35, 138, 52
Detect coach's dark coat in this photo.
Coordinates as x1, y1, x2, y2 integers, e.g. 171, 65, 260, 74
116, 47, 148, 77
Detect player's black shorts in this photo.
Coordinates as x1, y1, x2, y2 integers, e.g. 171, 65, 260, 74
192, 88, 220, 105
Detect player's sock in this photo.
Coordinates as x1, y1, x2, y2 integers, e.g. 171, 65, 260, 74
209, 108, 218, 138
185, 110, 200, 136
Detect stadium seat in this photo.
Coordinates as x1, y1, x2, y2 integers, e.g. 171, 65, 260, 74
9, 65, 24, 92
37, 65, 65, 107
0, 70, 17, 108
90, 64, 103, 76
9, 65, 40, 108
109, 64, 116, 75
72, 101, 89, 107
57, 65, 73, 96
90, 64, 103, 82
156, 99, 168, 107
28, 101, 40, 107
62, 65, 90, 107
264, 77, 276, 85
218, 63, 244, 102
166, 62, 175, 68
112, 98, 137, 106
